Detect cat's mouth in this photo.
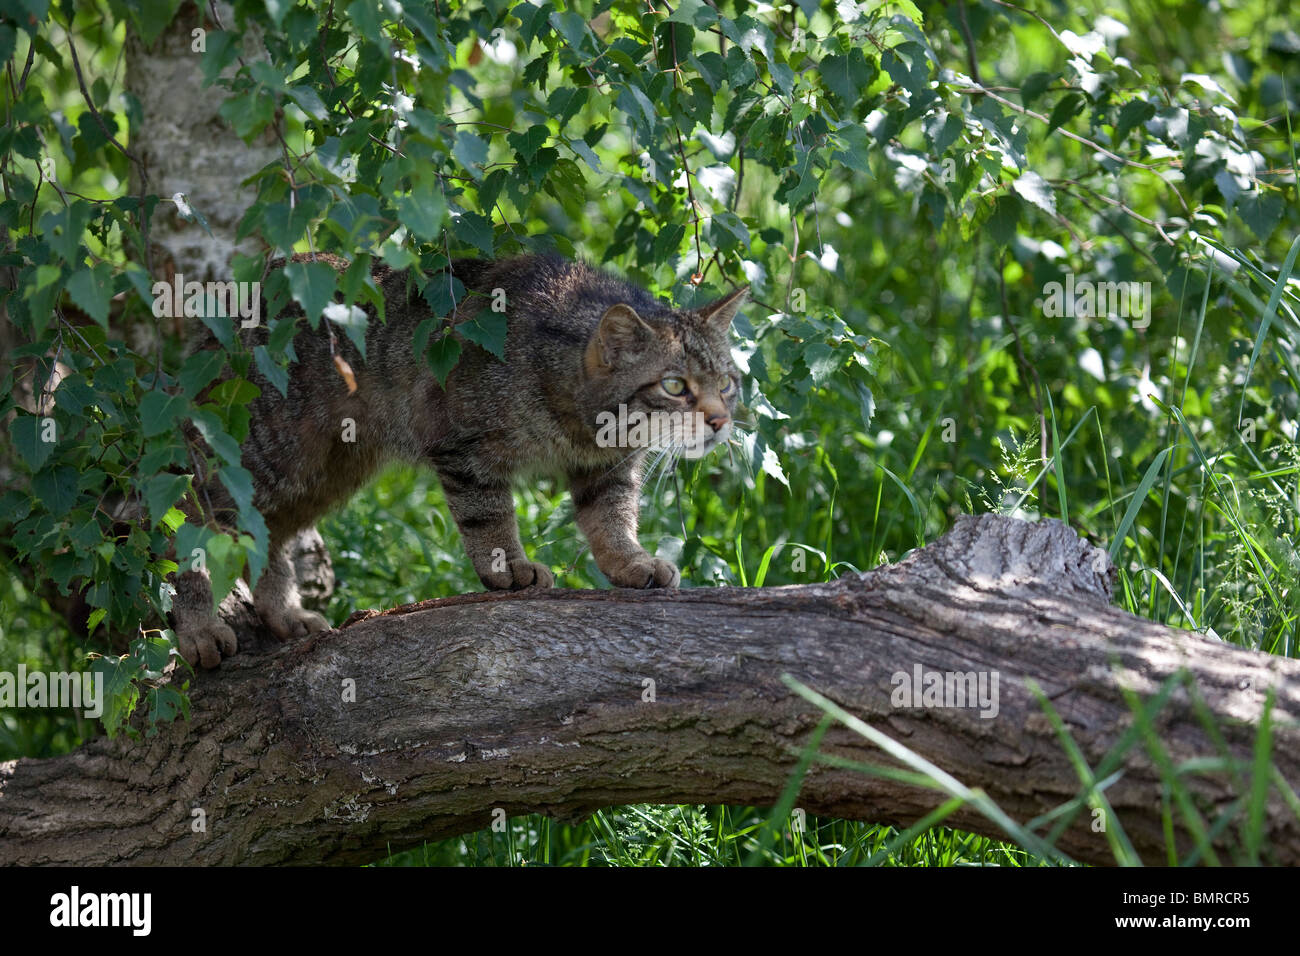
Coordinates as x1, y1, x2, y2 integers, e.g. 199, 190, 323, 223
678, 421, 730, 459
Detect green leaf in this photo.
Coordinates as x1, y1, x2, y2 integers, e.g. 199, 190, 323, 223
617, 84, 657, 139
508, 124, 549, 162
218, 464, 255, 517
286, 84, 328, 121
264, 0, 293, 27
217, 89, 275, 140
423, 274, 466, 317
144, 684, 189, 732
653, 222, 685, 261
254, 344, 290, 398
178, 349, 227, 398
689, 51, 726, 91
458, 307, 507, 360
923, 111, 962, 157
325, 303, 369, 359
1114, 98, 1155, 146
92, 654, 139, 738
1010, 171, 1056, 216
804, 342, 838, 383
514, 1, 554, 46
988, 194, 1021, 245
347, 0, 390, 51
568, 138, 603, 171
284, 258, 338, 328
204, 531, 246, 609
452, 211, 495, 255
65, 263, 114, 328
548, 9, 591, 53
143, 473, 191, 528
1237, 192, 1284, 241
668, 0, 717, 28
547, 87, 588, 129
820, 48, 872, 102
1047, 93, 1085, 133
453, 130, 490, 179
126, 0, 185, 47
261, 200, 315, 251
396, 181, 447, 241
32, 465, 78, 514
140, 389, 187, 438
41, 200, 94, 263
831, 122, 872, 175
11, 414, 55, 470
855, 382, 875, 429
882, 43, 930, 97
426, 333, 462, 386
86, 607, 107, 637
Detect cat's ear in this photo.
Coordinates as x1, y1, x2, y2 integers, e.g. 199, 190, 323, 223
586, 303, 654, 373
696, 285, 749, 330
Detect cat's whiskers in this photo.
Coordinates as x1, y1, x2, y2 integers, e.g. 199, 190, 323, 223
592, 443, 651, 485
645, 442, 681, 507
653, 444, 677, 491
652, 444, 682, 507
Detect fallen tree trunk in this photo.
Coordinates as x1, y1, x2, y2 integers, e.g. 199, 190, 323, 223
1, 514, 1296, 865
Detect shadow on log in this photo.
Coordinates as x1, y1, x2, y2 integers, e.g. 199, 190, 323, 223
1, 514, 1296, 865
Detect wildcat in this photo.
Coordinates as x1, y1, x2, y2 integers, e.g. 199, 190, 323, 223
172, 252, 747, 668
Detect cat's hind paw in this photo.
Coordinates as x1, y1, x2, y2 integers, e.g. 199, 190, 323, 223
177, 619, 239, 670
604, 554, 681, 589
260, 605, 332, 640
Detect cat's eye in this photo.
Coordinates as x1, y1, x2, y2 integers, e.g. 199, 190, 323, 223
721, 378, 736, 394
661, 377, 688, 396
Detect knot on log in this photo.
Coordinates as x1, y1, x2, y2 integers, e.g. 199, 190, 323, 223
933, 514, 1114, 600
850, 514, 1113, 620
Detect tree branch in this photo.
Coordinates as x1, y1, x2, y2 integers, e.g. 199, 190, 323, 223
1, 515, 1296, 866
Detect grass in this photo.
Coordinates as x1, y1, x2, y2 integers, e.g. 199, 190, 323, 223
371, 808, 1050, 867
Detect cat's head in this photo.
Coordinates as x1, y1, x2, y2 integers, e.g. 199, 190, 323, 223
580, 285, 748, 460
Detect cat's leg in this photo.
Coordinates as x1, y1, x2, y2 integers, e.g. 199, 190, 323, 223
253, 537, 333, 639
172, 567, 239, 669
434, 461, 554, 589
569, 461, 680, 588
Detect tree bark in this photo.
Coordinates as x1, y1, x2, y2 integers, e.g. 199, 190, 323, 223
1, 514, 1296, 866
124, 1, 279, 289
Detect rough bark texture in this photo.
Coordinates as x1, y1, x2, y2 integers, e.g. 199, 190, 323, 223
1, 515, 1296, 866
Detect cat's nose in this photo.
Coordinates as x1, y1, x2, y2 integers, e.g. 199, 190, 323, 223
705, 413, 729, 432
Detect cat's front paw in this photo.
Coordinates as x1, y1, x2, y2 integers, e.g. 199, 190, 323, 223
177, 619, 239, 670
604, 553, 681, 589
260, 605, 332, 640
482, 559, 555, 590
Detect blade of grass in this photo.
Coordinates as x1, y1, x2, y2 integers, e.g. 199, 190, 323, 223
782, 675, 1073, 864
1244, 685, 1276, 864
1108, 445, 1174, 561
1235, 234, 1300, 425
